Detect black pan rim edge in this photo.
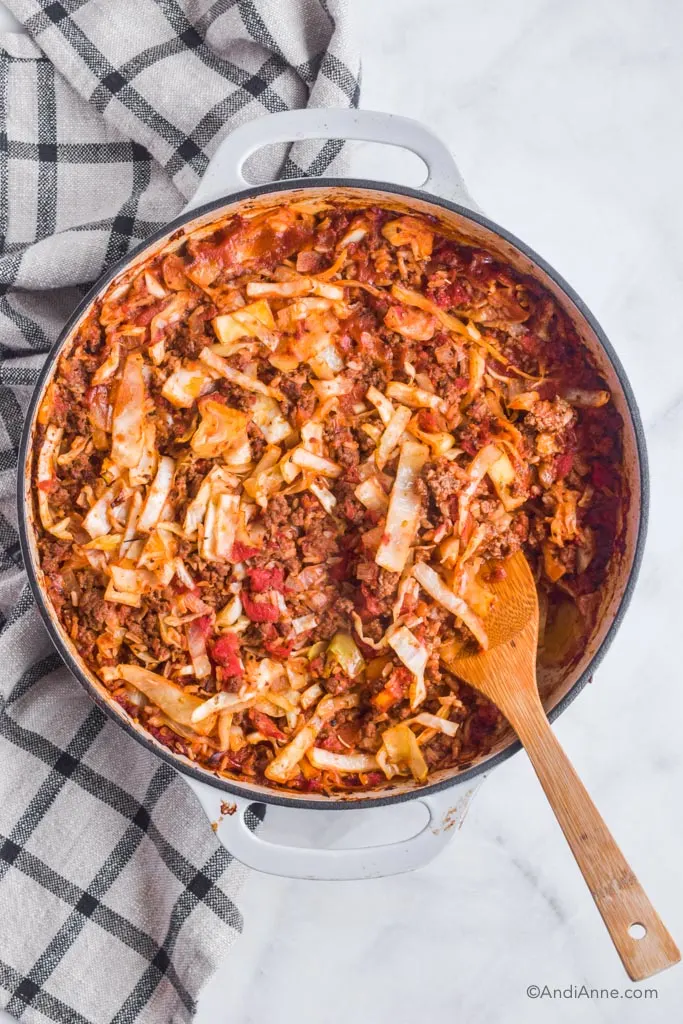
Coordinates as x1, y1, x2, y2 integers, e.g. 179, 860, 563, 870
17, 176, 649, 813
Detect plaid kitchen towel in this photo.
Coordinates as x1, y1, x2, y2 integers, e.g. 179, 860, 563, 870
0, 2, 359, 1022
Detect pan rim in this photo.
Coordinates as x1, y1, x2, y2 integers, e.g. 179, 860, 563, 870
17, 176, 649, 811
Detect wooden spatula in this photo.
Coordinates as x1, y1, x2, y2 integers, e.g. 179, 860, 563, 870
441, 550, 680, 981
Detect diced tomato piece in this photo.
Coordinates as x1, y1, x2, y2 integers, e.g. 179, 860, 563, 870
591, 462, 613, 489
263, 639, 295, 658
37, 478, 56, 493
555, 452, 574, 480
417, 409, 439, 432
309, 655, 325, 677
249, 710, 286, 742
131, 300, 165, 326
360, 771, 386, 788
430, 282, 468, 309
194, 614, 213, 639
467, 250, 498, 284
241, 591, 279, 622
230, 541, 260, 562
518, 331, 541, 355
248, 566, 284, 593
210, 633, 242, 677
356, 583, 383, 622
319, 732, 347, 753
86, 384, 110, 431
329, 552, 350, 582
52, 391, 68, 421
372, 667, 411, 711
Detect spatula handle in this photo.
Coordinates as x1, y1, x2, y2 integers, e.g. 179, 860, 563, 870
513, 698, 680, 980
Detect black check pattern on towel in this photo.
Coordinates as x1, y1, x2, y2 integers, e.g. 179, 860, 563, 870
0, 1, 359, 1021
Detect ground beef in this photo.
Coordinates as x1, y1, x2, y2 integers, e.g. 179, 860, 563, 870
324, 418, 361, 473
313, 596, 355, 642
299, 523, 339, 563
424, 458, 467, 518
526, 397, 575, 434
261, 494, 290, 531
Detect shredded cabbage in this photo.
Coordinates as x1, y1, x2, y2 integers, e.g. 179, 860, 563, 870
213, 299, 277, 351
191, 399, 249, 459
409, 711, 459, 737
187, 619, 212, 679
384, 305, 436, 341
309, 480, 337, 514
137, 456, 175, 533
104, 581, 142, 607
246, 276, 344, 301
563, 387, 610, 408
379, 723, 428, 782
381, 216, 434, 260
375, 404, 412, 471
458, 443, 502, 531
161, 362, 214, 408
308, 748, 379, 773
366, 385, 395, 426
386, 381, 446, 413
487, 448, 526, 511
192, 691, 257, 723
201, 492, 240, 562
118, 663, 216, 735
36, 425, 73, 539
129, 421, 157, 487
354, 476, 389, 512
199, 347, 283, 400
183, 465, 230, 537
264, 692, 358, 783
375, 440, 429, 574
291, 447, 342, 478
391, 282, 472, 340
543, 542, 566, 582
251, 395, 293, 444
326, 632, 364, 678
388, 625, 429, 709
407, 416, 455, 456
82, 481, 122, 539
413, 561, 489, 649
549, 484, 579, 547
111, 353, 146, 469
243, 446, 285, 508
91, 341, 120, 385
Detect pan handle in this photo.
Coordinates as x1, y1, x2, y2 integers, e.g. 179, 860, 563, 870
185, 108, 478, 211
184, 773, 483, 880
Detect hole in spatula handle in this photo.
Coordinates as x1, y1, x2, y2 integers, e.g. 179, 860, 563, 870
628, 923, 647, 941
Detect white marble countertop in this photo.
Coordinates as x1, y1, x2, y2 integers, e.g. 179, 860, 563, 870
196, 2, 683, 1021
3, 1, 682, 1021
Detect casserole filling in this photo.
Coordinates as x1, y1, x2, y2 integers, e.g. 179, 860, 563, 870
32, 201, 623, 793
